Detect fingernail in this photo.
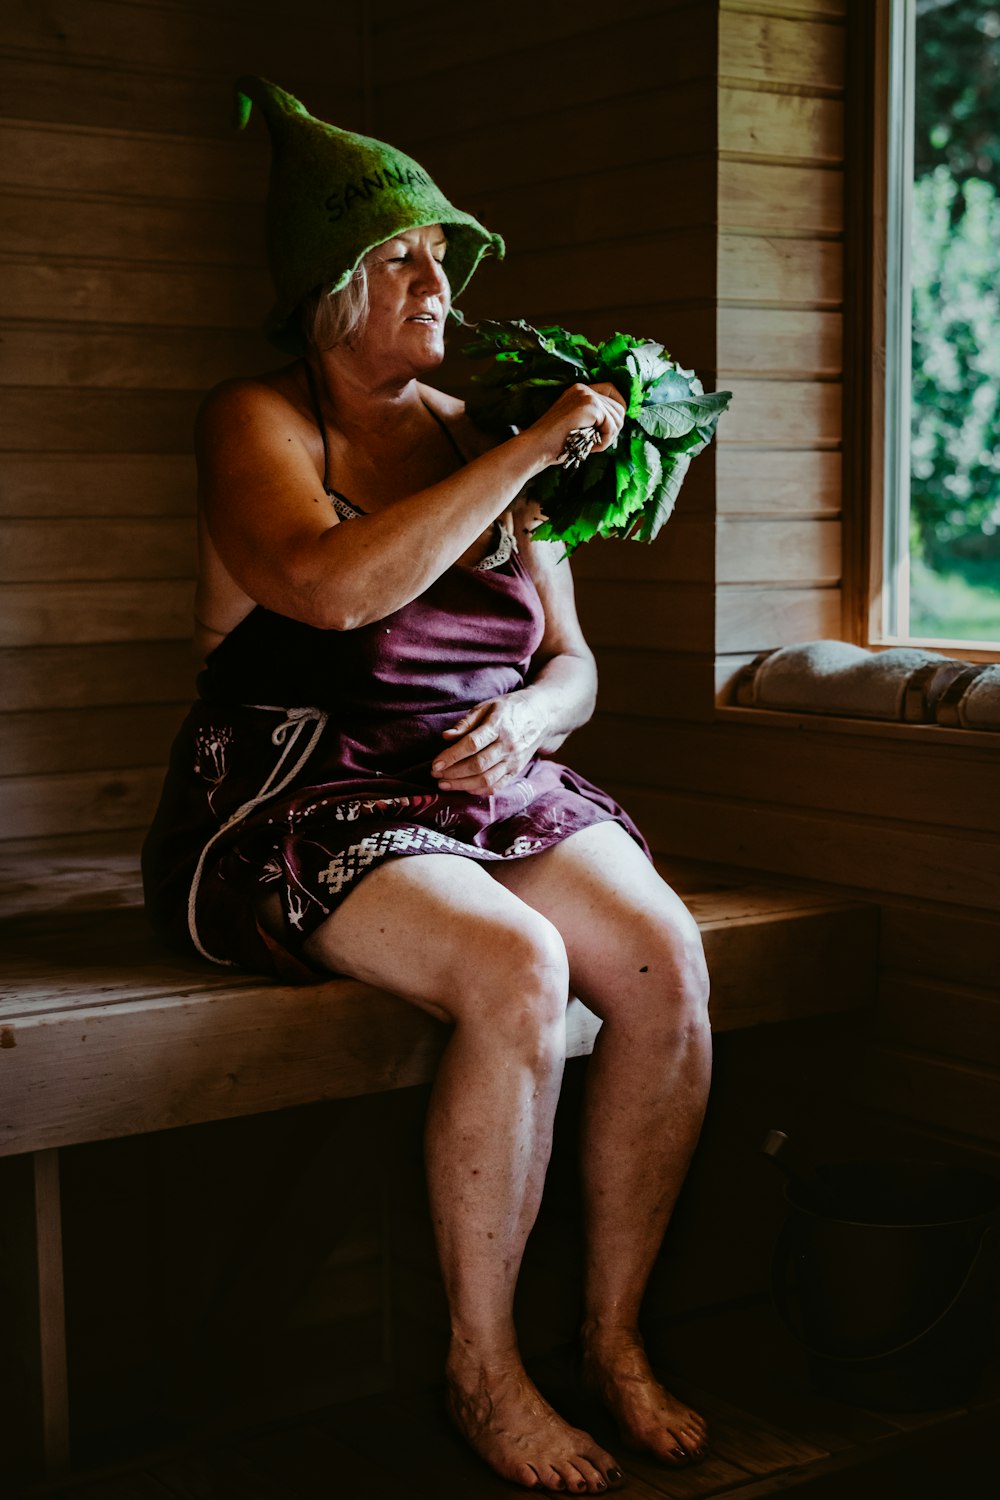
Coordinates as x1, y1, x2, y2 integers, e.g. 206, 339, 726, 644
438, 780, 452, 789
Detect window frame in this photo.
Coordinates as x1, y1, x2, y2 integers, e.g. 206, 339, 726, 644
842, 0, 1000, 666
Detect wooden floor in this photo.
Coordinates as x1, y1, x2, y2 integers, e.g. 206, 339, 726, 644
24, 1300, 1000, 1500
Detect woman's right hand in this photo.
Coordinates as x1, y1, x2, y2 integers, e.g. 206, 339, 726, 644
525, 382, 627, 471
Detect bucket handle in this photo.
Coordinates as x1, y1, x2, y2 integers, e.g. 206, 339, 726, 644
771, 1223, 996, 1367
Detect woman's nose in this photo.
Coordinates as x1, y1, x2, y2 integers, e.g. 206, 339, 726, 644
411, 252, 448, 296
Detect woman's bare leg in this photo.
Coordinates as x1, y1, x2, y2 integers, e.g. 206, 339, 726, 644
296, 854, 622, 1493
492, 823, 712, 1464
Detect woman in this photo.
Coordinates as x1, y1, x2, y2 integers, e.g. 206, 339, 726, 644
143, 78, 712, 1495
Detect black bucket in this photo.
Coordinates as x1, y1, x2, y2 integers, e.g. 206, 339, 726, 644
772, 1160, 1000, 1410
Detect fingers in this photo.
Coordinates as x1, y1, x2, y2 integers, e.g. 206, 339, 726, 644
432, 714, 500, 777
437, 740, 510, 793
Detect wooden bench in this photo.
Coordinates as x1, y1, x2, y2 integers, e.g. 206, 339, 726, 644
0, 830, 879, 1485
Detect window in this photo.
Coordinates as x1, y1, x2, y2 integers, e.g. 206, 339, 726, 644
879, 0, 1000, 650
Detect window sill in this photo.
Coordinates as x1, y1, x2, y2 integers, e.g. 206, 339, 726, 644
715, 703, 1000, 752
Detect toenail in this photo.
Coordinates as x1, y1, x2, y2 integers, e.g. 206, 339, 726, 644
607, 1469, 623, 1482
672, 1446, 687, 1459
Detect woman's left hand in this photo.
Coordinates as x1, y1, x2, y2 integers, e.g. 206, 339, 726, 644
431, 692, 550, 794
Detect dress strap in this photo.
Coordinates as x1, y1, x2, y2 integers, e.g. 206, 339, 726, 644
302, 361, 333, 492
421, 398, 469, 465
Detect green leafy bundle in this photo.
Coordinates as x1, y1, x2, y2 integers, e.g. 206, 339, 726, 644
462, 319, 732, 552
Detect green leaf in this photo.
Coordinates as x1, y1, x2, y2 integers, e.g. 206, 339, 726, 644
462, 315, 731, 550
636, 390, 732, 441
637, 454, 691, 541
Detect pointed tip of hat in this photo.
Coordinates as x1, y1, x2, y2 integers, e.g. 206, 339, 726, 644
233, 75, 313, 135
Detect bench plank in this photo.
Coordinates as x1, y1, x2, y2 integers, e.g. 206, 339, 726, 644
0, 837, 877, 1157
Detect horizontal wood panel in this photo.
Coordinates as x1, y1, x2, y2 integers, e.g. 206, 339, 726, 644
0, 5, 348, 92
0, 56, 364, 141
0, 642, 196, 710
575, 579, 715, 652
0, 188, 264, 270
0, 704, 185, 777
0, 454, 196, 518
716, 448, 842, 514
0, 121, 267, 203
718, 233, 842, 305
610, 785, 1000, 909
877, 976, 1000, 1070
0, 581, 192, 646
0, 388, 200, 453
414, 79, 716, 201
572, 520, 715, 585
718, 308, 842, 377
880, 903, 1000, 994
719, 10, 845, 91
863, 1050, 1000, 1146
720, 0, 845, 14
591, 648, 718, 723
718, 379, 841, 446
719, 160, 843, 233
0, 518, 194, 582
0, 766, 166, 840
716, 583, 841, 650
571, 517, 841, 587
461, 229, 718, 323
0, 258, 273, 330
719, 87, 843, 162
377, 7, 716, 142
372, 0, 697, 80
572, 718, 1000, 835
718, 517, 841, 584
468, 153, 717, 257
0, 323, 269, 391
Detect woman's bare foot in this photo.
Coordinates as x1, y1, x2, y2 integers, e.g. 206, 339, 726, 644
446, 1342, 625, 1493
581, 1324, 708, 1466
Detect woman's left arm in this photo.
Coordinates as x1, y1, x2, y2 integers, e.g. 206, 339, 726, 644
431, 526, 597, 794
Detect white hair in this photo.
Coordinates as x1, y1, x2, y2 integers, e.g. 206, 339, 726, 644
299, 260, 370, 351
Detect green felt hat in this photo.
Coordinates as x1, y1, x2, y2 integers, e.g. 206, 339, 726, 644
234, 76, 505, 354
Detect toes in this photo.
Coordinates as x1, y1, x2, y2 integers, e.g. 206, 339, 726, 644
571, 1456, 611, 1492
552, 1462, 590, 1493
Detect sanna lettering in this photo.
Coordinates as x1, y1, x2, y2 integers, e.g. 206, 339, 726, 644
326, 164, 431, 221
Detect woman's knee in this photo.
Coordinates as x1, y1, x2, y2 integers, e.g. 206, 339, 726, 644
624, 905, 711, 1032
452, 908, 570, 1047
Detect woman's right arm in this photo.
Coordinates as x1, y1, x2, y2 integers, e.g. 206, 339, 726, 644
196, 378, 623, 630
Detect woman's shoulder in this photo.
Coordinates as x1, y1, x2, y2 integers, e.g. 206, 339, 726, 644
197, 365, 309, 437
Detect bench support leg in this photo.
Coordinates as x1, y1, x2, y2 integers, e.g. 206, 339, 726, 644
30, 1148, 71, 1477
12, 1152, 71, 1482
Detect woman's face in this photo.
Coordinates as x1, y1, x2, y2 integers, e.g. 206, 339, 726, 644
354, 224, 451, 377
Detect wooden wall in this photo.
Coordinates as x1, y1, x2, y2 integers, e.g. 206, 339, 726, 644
565, 0, 1000, 1171
373, 0, 723, 726
0, 0, 365, 842
1, 0, 996, 1454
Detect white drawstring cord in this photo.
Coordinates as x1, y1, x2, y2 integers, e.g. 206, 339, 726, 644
187, 705, 328, 966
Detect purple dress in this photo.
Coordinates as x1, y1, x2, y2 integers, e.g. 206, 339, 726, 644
142, 425, 648, 982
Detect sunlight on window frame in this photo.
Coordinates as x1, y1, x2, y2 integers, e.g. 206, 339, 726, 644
883, 0, 915, 641
881, 0, 999, 654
